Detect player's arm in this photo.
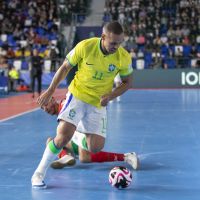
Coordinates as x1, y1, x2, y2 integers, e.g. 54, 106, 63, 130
110, 74, 132, 99
37, 60, 72, 107
100, 73, 132, 106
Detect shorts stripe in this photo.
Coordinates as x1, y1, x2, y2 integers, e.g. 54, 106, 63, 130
58, 93, 73, 116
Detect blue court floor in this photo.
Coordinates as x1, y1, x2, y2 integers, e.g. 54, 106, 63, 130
0, 89, 200, 200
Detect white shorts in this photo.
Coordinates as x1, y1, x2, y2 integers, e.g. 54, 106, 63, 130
58, 92, 107, 137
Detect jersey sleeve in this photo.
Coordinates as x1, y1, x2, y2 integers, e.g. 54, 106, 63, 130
119, 55, 133, 77
66, 41, 84, 67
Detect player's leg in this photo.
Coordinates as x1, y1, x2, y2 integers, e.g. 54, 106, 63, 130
37, 74, 42, 96
90, 151, 139, 169
31, 120, 76, 189
48, 103, 106, 171
77, 142, 139, 170
46, 137, 76, 169
85, 133, 105, 153
81, 103, 139, 168
50, 141, 77, 169
50, 131, 139, 169
77, 148, 124, 163
31, 75, 35, 98
82, 103, 107, 153
32, 92, 85, 188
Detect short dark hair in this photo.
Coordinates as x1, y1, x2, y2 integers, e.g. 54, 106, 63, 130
103, 21, 123, 35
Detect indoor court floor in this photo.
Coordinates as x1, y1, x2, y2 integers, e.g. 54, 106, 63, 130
0, 88, 200, 200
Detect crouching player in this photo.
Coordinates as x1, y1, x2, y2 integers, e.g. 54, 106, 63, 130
42, 97, 139, 170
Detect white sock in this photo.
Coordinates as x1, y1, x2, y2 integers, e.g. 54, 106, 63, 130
34, 141, 60, 176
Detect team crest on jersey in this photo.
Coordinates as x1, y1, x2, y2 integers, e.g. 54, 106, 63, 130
108, 64, 116, 72
68, 109, 76, 120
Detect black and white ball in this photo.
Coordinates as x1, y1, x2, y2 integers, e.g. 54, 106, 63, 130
109, 166, 132, 189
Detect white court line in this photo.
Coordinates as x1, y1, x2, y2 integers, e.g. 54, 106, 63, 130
11, 169, 19, 176
0, 184, 25, 188
0, 122, 14, 125
139, 151, 173, 160
0, 107, 40, 123
0, 90, 65, 123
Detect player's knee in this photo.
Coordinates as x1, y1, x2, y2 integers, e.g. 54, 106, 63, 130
88, 144, 104, 153
86, 135, 105, 153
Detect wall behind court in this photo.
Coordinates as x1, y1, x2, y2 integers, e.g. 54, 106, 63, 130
18, 69, 200, 88
133, 69, 200, 88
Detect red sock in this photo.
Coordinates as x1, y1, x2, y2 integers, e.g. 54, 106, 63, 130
90, 151, 124, 163
58, 149, 68, 158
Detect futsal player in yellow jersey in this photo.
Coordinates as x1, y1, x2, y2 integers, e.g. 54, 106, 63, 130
66, 36, 132, 107
32, 21, 139, 189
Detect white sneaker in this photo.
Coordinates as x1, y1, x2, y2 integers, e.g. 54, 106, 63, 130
31, 172, 47, 189
124, 152, 139, 170
51, 155, 76, 169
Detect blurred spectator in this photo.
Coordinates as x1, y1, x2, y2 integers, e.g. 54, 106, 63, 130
196, 60, 200, 68
57, 33, 67, 58
6, 47, 15, 60
49, 44, 59, 72
136, 50, 145, 70
8, 65, 24, 92
30, 49, 43, 98
163, 51, 176, 69
0, 55, 8, 69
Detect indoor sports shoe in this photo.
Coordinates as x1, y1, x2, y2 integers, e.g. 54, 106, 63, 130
124, 152, 139, 170
31, 172, 47, 189
50, 155, 76, 169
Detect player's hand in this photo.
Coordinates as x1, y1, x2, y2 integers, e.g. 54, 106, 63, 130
37, 90, 53, 107
100, 94, 111, 106
42, 97, 58, 115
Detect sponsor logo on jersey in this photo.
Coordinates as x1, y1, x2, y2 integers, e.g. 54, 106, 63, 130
86, 62, 94, 66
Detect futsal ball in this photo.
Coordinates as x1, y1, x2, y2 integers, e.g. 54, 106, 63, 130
109, 166, 132, 189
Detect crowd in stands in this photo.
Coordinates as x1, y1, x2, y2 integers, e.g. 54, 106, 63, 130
0, 0, 91, 74
0, 0, 65, 73
58, 0, 90, 24
104, 0, 200, 69
1, 0, 200, 82
0, 0, 91, 92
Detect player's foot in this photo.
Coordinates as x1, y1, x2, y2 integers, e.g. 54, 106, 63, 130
51, 155, 76, 169
31, 172, 47, 189
124, 152, 139, 170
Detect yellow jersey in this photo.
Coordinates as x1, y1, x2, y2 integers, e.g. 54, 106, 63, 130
66, 37, 133, 107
